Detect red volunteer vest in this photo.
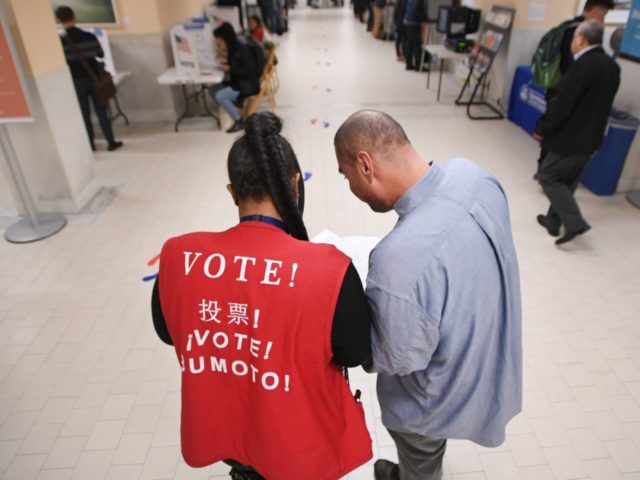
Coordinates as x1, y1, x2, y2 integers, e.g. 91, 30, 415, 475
159, 221, 372, 479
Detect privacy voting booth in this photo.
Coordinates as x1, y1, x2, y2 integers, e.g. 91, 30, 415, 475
159, 19, 223, 131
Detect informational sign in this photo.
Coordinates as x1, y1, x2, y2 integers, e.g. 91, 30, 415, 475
0, 15, 32, 123
620, 0, 640, 62
527, 0, 546, 23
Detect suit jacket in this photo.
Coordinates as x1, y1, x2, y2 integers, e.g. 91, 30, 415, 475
535, 46, 620, 156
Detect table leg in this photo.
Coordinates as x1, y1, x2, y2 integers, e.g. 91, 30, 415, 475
175, 84, 191, 132
437, 58, 444, 102
111, 94, 130, 125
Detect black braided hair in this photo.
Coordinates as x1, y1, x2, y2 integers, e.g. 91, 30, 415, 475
228, 112, 308, 241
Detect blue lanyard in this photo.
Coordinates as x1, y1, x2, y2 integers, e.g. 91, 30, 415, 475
240, 215, 288, 233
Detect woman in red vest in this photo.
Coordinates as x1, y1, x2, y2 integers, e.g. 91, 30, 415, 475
152, 112, 372, 479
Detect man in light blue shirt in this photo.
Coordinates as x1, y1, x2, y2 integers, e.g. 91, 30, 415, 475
334, 111, 522, 480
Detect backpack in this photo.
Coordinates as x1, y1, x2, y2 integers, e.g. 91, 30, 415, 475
238, 34, 267, 78
531, 19, 579, 89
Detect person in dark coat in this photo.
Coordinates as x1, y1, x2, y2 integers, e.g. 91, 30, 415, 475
210, 23, 261, 133
56, 6, 122, 152
393, 0, 407, 62
535, 0, 614, 174
534, 19, 620, 246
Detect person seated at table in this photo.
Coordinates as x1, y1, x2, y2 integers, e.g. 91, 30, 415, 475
249, 15, 269, 42
209, 23, 261, 133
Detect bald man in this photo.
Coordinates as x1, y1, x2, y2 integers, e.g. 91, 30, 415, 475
334, 111, 522, 480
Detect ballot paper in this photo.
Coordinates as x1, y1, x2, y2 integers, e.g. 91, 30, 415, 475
312, 230, 381, 287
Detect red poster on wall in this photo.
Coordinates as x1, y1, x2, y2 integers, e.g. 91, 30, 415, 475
0, 20, 32, 122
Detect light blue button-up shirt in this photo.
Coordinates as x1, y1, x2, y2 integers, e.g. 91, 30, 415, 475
366, 158, 522, 447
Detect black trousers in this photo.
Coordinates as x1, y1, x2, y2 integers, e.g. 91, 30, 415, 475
395, 23, 406, 58
538, 151, 591, 234
404, 23, 422, 70
73, 76, 116, 148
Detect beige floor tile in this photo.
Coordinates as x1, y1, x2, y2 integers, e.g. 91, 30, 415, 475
3, 454, 47, 480
105, 464, 144, 480
605, 438, 640, 473
566, 427, 609, 460
112, 432, 153, 465
544, 445, 588, 480
70, 450, 114, 480
43, 436, 88, 470
19, 424, 63, 455
141, 446, 180, 480
85, 420, 126, 450
478, 451, 522, 480
35, 468, 74, 480
583, 458, 624, 480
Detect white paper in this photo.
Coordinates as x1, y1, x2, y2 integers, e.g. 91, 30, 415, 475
527, 0, 546, 23
312, 230, 381, 288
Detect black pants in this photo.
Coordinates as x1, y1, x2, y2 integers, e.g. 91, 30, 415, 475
395, 23, 406, 58
404, 23, 422, 70
224, 459, 264, 479
538, 151, 591, 234
74, 77, 116, 148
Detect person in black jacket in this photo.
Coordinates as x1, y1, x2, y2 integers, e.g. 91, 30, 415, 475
534, 19, 620, 246
210, 23, 261, 133
56, 6, 123, 152
535, 0, 613, 174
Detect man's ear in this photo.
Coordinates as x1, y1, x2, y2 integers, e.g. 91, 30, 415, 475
355, 151, 375, 183
227, 184, 239, 206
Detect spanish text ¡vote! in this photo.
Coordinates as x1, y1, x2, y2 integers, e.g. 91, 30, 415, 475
183, 251, 300, 287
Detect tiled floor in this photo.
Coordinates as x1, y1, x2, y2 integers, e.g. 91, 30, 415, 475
1, 6, 640, 480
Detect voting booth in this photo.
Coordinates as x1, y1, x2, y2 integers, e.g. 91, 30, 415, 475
170, 21, 217, 77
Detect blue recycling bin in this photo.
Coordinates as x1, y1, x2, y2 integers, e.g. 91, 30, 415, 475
581, 109, 640, 196
508, 66, 546, 135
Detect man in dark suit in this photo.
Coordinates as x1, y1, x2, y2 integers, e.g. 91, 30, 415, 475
534, 19, 620, 246
535, 0, 613, 174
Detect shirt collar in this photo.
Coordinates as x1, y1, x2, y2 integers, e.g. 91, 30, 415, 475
573, 45, 599, 61
393, 163, 443, 218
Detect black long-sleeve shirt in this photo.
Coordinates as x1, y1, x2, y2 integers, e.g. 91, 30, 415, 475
60, 27, 104, 80
151, 262, 371, 368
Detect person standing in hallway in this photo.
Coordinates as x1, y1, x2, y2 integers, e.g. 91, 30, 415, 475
534, 19, 620, 246
534, 0, 614, 175
56, 6, 123, 152
334, 110, 522, 480
402, 0, 426, 70
152, 112, 372, 480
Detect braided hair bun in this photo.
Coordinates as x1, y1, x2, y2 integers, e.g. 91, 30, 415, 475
246, 111, 283, 137
228, 113, 308, 240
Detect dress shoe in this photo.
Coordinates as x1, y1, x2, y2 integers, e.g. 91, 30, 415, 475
107, 141, 123, 151
536, 214, 560, 237
226, 119, 245, 133
555, 226, 590, 245
374, 459, 400, 480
